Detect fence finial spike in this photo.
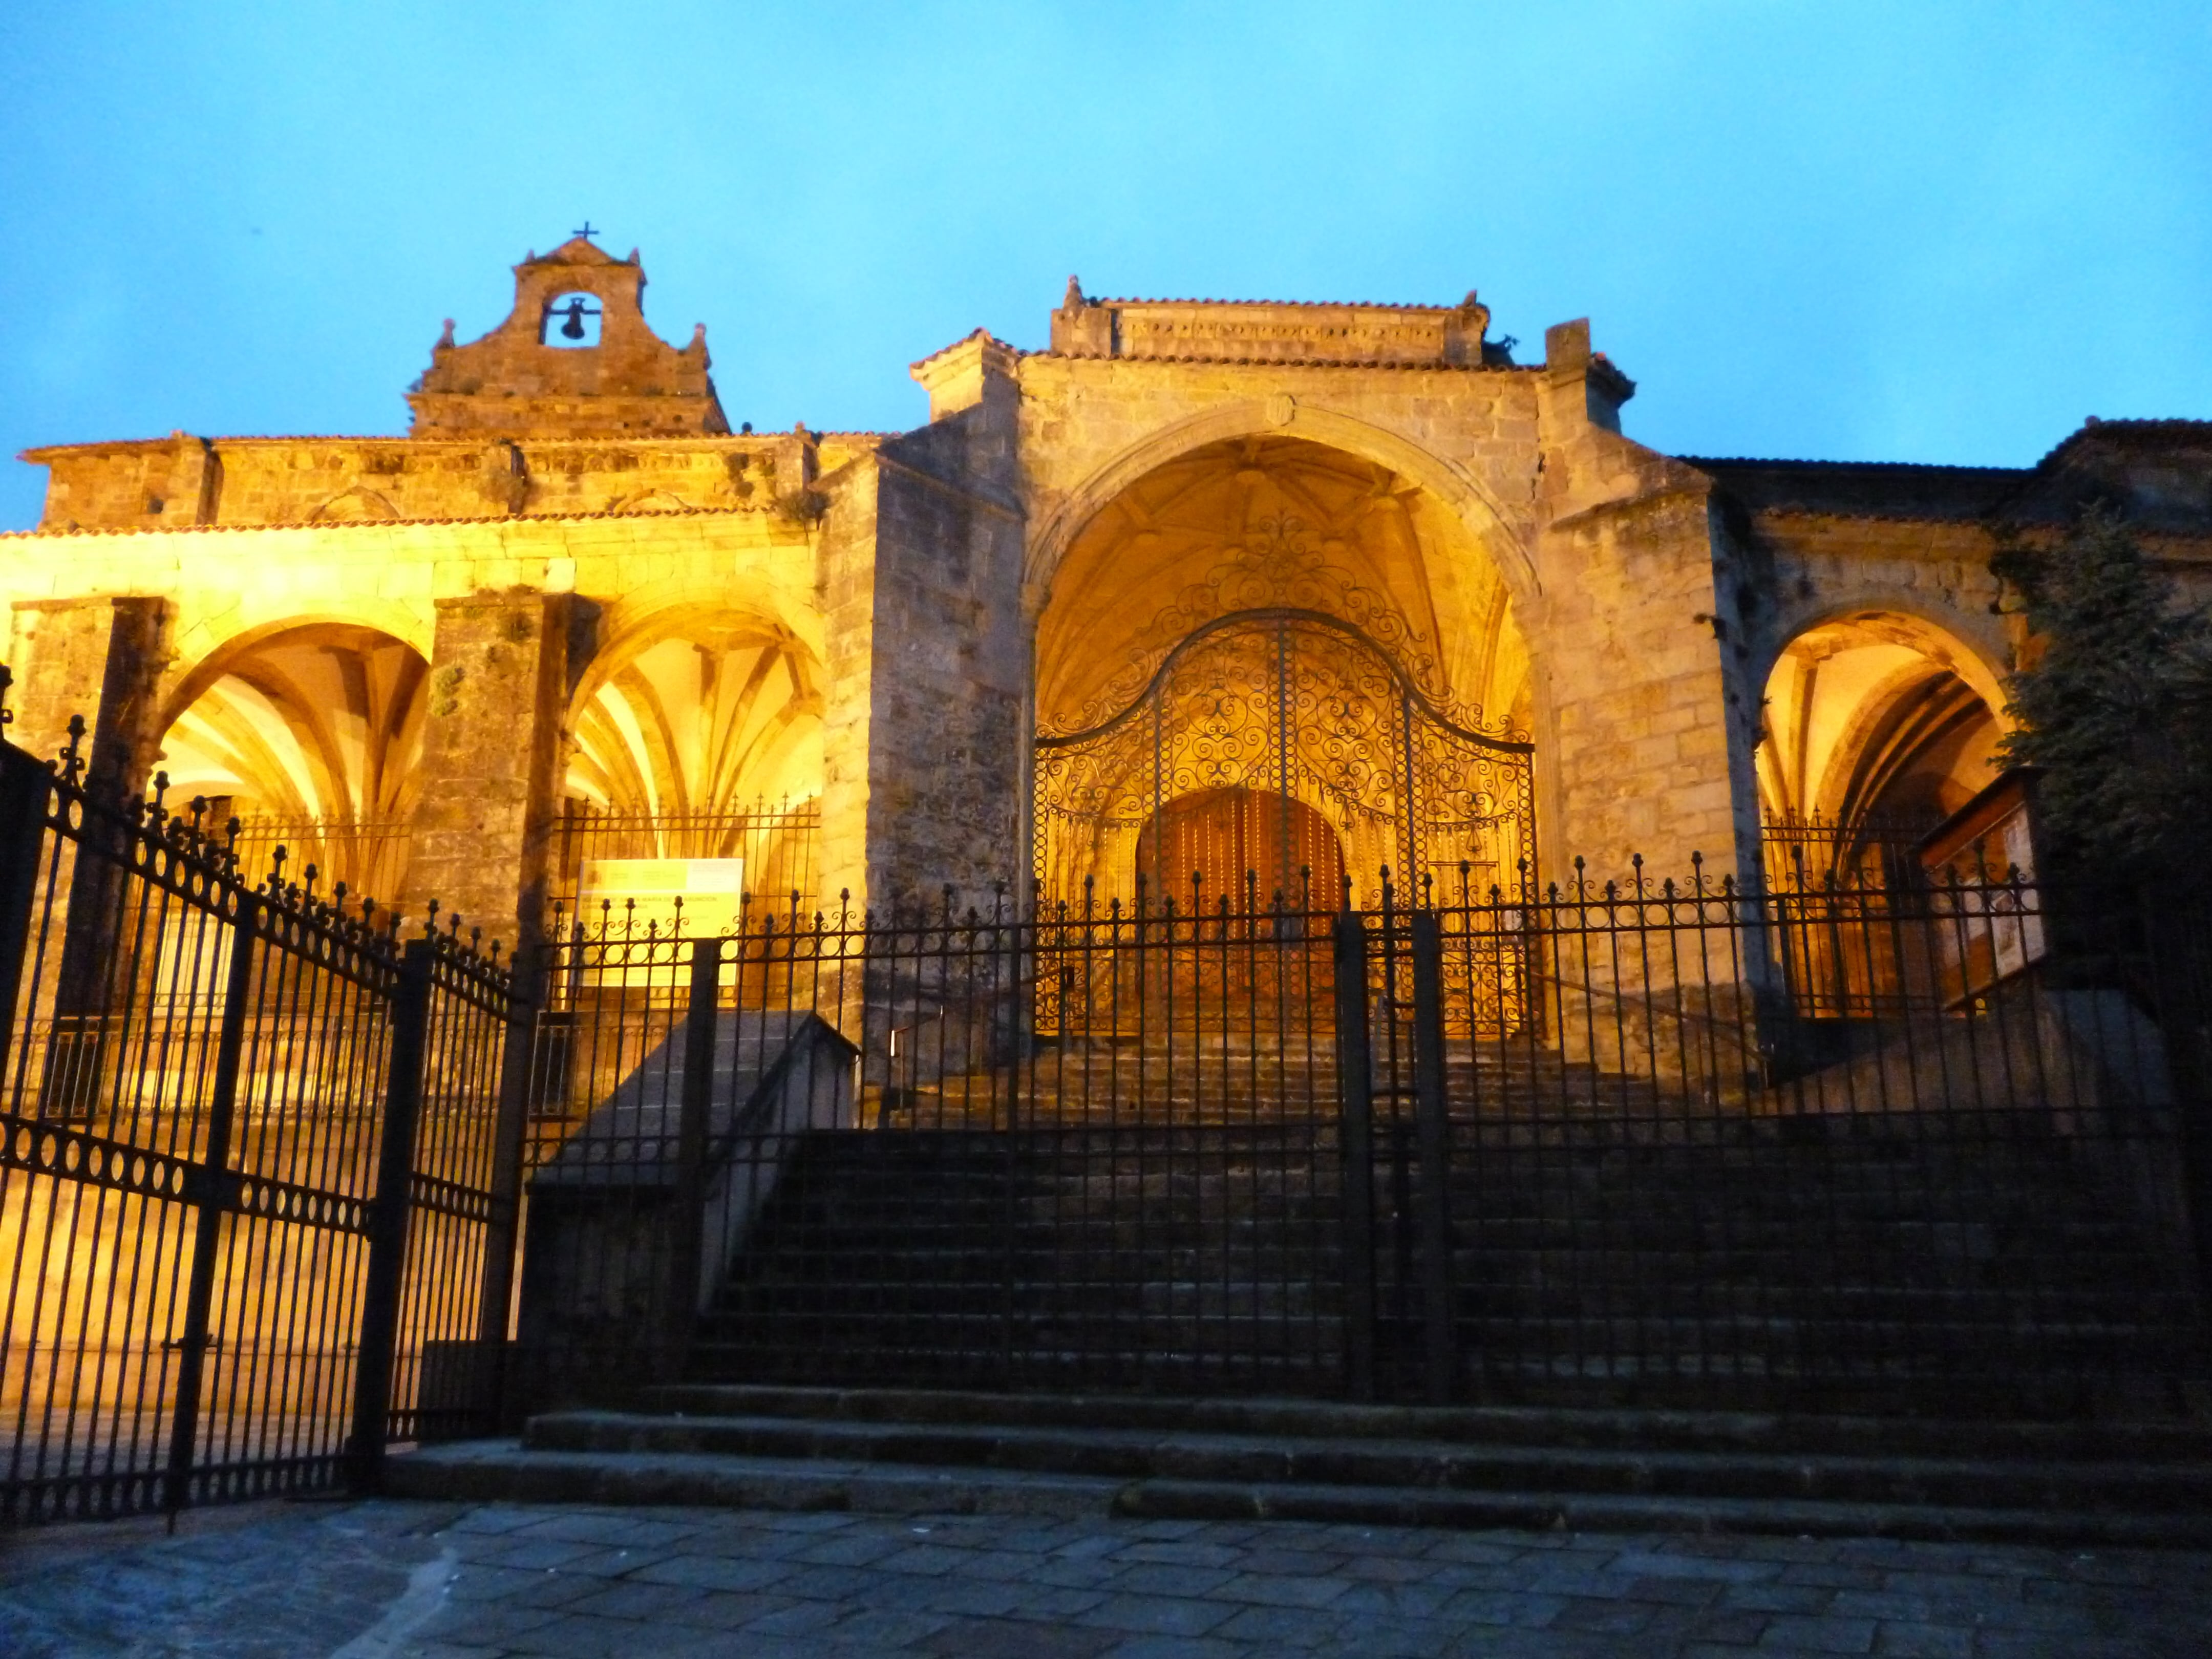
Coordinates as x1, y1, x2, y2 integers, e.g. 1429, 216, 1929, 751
60, 713, 87, 781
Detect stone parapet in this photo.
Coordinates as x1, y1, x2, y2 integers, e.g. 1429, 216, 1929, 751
18, 431, 854, 534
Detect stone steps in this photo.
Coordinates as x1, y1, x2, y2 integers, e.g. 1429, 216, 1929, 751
694, 1110, 2200, 1408
387, 1385, 2212, 1547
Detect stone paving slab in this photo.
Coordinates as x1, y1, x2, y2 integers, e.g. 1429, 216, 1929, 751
3, 1497, 2211, 1656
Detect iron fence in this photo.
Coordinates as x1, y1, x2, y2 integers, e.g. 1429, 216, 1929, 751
512, 863, 2212, 1418
223, 814, 415, 914
1761, 811, 1939, 892
0, 680, 517, 1526
9, 648, 2212, 1532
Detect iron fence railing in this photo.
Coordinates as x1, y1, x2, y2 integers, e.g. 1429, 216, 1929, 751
510, 864, 2212, 1417
0, 673, 516, 1526
223, 814, 415, 913
1761, 811, 1940, 892
8, 643, 2212, 1529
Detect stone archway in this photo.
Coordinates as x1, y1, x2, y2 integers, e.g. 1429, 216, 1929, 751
558, 609, 827, 923
1033, 435, 1535, 909
1758, 610, 2010, 883
1025, 400, 1540, 619
153, 621, 428, 899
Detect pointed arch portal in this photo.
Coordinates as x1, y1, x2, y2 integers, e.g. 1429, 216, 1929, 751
1032, 433, 1537, 918
1035, 609, 1533, 910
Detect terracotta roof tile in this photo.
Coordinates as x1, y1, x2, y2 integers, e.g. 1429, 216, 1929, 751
2028, 417, 2212, 472
1685, 456, 2027, 522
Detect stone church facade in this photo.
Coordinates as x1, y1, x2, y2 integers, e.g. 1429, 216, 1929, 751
6, 234, 2210, 951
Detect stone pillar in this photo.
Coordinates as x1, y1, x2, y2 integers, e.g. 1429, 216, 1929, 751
870, 341, 1029, 916
4, 597, 172, 1113
399, 591, 570, 955
5, 596, 170, 792
818, 336, 1030, 921
815, 460, 881, 918
1528, 322, 1762, 888
1534, 490, 1760, 885
1525, 326, 1774, 1098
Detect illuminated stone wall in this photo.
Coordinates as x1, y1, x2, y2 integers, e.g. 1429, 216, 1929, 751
6, 246, 2209, 944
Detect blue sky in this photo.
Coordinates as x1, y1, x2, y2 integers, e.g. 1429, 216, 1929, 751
2, 2, 2206, 529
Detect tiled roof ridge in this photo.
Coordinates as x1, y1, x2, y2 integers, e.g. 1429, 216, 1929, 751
1683, 455, 2029, 477
908, 328, 1019, 371
2029, 417, 2212, 472
1749, 505, 2006, 526
0, 502, 783, 540
1754, 504, 2212, 545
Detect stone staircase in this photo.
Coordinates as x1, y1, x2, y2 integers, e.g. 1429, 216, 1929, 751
688, 1037, 2208, 1415
389, 1384, 2212, 1548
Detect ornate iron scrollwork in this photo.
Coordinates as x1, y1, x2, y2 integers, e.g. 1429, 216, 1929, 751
1034, 607, 1535, 910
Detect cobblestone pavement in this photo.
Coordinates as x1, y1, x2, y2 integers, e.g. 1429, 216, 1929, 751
4, 1498, 2212, 1657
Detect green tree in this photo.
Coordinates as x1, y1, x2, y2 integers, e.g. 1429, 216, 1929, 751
1993, 505, 2212, 885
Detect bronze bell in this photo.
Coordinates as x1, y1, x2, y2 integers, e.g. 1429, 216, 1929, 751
559, 298, 589, 341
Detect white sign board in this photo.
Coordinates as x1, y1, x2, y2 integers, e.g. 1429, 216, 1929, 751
576, 856, 748, 941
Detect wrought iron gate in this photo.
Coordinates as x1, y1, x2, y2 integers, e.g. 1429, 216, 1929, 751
0, 691, 517, 1526
1034, 608, 1535, 913
531, 874, 2210, 1415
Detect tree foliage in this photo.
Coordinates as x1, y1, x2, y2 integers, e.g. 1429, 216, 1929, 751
1993, 506, 2212, 885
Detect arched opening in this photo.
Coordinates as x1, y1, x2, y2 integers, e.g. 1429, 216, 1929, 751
1758, 612, 2014, 1019
557, 612, 825, 930
154, 622, 427, 901
1758, 612, 2006, 887
1033, 435, 1534, 911
541, 291, 603, 348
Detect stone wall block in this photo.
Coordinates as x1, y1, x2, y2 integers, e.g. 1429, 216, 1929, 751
5, 595, 170, 793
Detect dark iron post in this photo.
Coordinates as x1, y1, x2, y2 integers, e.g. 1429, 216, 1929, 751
348, 940, 433, 1494
2141, 897, 2212, 1298
1410, 909, 1457, 1404
471, 941, 542, 1430
1332, 911, 1376, 1401
163, 891, 260, 1522
664, 936, 722, 1380
0, 736, 53, 1092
